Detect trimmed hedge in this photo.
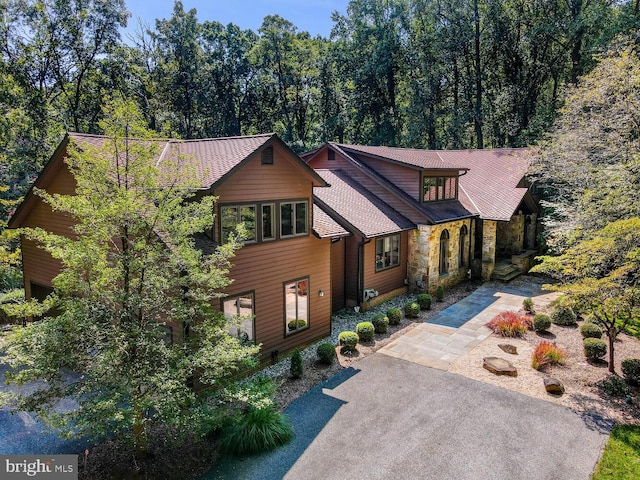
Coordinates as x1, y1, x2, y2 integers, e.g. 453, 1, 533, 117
371, 314, 389, 334
580, 322, 603, 339
622, 358, 640, 386
317, 343, 336, 366
387, 308, 402, 325
533, 314, 551, 332
584, 338, 607, 361
404, 302, 420, 318
356, 321, 375, 341
416, 293, 432, 310
338, 331, 359, 352
551, 306, 577, 326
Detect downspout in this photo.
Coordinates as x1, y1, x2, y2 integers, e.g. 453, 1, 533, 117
357, 237, 371, 307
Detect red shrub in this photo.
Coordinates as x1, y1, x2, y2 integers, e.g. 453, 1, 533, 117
532, 341, 566, 371
486, 311, 531, 337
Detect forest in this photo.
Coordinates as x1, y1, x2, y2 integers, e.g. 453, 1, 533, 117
1, 0, 640, 196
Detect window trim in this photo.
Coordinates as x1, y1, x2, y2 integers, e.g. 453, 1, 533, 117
222, 291, 256, 344
220, 203, 257, 244
280, 200, 309, 238
262, 203, 276, 242
283, 277, 310, 336
422, 174, 458, 202
375, 234, 401, 272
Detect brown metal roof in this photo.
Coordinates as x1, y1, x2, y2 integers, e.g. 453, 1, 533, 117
336, 144, 465, 170
313, 169, 414, 238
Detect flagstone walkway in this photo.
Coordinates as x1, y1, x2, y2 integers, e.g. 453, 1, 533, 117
379, 281, 562, 370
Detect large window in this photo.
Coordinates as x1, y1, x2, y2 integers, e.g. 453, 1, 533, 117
423, 176, 457, 202
439, 229, 450, 275
223, 292, 255, 343
221, 205, 256, 243
281, 201, 308, 237
375, 235, 400, 271
459, 225, 468, 268
284, 278, 309, 335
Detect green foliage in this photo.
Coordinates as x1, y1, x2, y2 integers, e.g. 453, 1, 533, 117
486, 311, 530, 337
580, 322, 603, 339
289, 350, 303, 378
416, 293, 432, 310
522, 297, 534, 314
404, 302, 420, 318
621, 359, 640, 386
599, 375, 630, 398
550, 306, 577, 326
435, 285, 444, 302
371, 314, 389, 334
316, 343, 336, 366
356, 321, 375, 342
386, 308, 402, 325
338, 331, 359, 352
217, 405, 293, 455
592, 425, 640, 479
0, 100, 260, 456
531, 341, 566, 371
288, 319, 307, 331
584, 338, 607, 361
533, 314, 551, 332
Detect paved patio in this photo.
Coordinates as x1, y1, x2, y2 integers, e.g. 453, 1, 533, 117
379, 281, 562, 370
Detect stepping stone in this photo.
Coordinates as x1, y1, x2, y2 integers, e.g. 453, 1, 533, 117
544, 377, 565, 395
499, 344, 518, 355
483, 357, 517, 377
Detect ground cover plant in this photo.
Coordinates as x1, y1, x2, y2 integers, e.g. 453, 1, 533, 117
486, 311, 531, 337
592, 425, 640, 480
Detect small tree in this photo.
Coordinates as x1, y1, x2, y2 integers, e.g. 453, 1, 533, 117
0, 99, 260, 458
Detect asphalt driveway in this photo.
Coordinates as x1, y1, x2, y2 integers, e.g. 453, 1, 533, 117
208, 353, 610, 480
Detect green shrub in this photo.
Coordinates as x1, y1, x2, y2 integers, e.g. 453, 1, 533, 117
416, 293, 432, 310
622, 358, 640, 386
580, 322, 603, 339
338, 331, 359, 352
531, 341, 566, 370
386, 308, 402, 325
486, 311, 530, 337
522, 297, 534, 314
600, 375, 629, 397
371, 314, 389, 334
533, 314, 551, 332
356, 321, 375, 341
435, 285, 445, 302
287, 319, 307, 331
289, 349, 303, 378
404, 302, 420, 318
584, 338, 607, 361
551, 306, 577, 326
218, 405, 293, 455
316, 343, 336, 366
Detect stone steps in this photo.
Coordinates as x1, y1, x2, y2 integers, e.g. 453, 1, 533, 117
492, 263, 522, 282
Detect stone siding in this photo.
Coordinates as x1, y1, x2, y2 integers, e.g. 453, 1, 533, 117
481, 220, 497, 281
496, 213, 524, 256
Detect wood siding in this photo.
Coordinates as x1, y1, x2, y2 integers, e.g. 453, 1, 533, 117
344, 235, 362, 307
331, 238, 345, 311
306, 148, 353, 170
357, 156, 420, 200
363, 231, 408, 297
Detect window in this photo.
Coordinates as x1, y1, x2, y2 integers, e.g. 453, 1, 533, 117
223, 293, 255, 343
221, 205, 256, 243
375, 235, 400, 271
439, 229, 450, 275
280, 201, 308, 237
459, 225, 468, 268
261, 145, 273, 165
262, 204, 275, 241
423, 176, 457, 202
284, 278, 309, 334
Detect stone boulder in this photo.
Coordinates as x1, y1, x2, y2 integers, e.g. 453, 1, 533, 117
483, 357, 517, 377
544, 377, 565, 395
499, 344, 518, 355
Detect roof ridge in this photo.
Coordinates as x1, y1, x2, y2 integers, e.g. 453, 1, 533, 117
170, 133, 274, 143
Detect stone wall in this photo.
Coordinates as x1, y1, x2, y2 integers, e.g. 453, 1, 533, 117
481, 220, 497, 281
408, 219, 472, 294
496, 213, 524, 256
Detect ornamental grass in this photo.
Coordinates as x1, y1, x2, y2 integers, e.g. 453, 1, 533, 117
532, 341, 566, 371
486, 311, 532, 337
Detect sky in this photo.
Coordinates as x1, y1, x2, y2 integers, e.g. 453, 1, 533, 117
123, 0, 351, 39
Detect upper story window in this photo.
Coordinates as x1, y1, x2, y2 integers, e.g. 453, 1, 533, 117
423, 176, 457, 202
376, 234, 400, 271
281, 201, 308, 237
221, 205, 256, 243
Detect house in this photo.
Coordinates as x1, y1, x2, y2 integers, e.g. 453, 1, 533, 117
8, 132, 348, 361
302, 143, 539, 309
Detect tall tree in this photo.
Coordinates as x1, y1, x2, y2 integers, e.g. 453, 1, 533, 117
0, 99, 259, 457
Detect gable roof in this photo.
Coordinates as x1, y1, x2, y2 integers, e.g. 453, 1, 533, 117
335, 144, 467, 171
312, 203, 350, 239
313, 169, 415, 238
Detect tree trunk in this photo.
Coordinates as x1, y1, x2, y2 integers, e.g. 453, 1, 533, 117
608, 334, 615, 374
